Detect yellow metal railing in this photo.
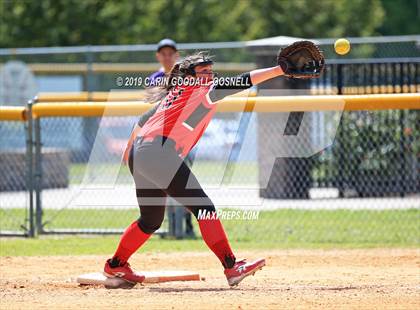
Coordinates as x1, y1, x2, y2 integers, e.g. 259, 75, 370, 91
36, 91, 146, 102
0, 106, 27, 121
219, 93, 420, 113
1, 93, 419, 121
6, 62, 256, 74
35, 89, 253, 102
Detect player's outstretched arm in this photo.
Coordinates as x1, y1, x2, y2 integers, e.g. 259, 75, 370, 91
249, 66, 284, 85
209, 66, 284, 102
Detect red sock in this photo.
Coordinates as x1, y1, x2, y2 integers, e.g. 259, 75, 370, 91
198, 218, 236, 269
112, 221, 151, 264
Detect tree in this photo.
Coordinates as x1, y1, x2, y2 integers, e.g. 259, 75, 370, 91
378, 0, 420, 35
248, 0, 384, 38
1, 0, 388, 48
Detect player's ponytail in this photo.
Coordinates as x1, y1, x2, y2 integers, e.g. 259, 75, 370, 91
166, 63, 181, 92
145, 62, 181, 103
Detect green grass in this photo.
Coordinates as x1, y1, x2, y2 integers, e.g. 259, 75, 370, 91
69, 161, 258, 185
0, 236, 208, 256
1, 208, 419, 256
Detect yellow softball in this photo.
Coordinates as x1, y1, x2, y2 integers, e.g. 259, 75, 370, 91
334, 38, 351, 55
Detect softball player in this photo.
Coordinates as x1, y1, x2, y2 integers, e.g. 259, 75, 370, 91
106, 52, 285, 286
149, 38, 179, 83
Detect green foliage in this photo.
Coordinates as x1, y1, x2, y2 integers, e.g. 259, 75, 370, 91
0, 0, 394, 48
249, 0, 384, 38
328, 110, 419, 192
378, 0, 420, 35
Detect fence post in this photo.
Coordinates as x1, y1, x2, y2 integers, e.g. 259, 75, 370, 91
33, 96, 44, 233
86, 45, 93, 94
336, 64, 343, 95
25, 99, 35, 237
82, 45, 98, 160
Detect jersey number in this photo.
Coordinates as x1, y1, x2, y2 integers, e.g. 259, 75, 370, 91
162, 88, 184, 109
183, 103, 211, 130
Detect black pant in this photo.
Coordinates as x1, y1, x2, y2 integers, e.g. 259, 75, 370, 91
129, 140, 195, 236
129, 136, 215, 234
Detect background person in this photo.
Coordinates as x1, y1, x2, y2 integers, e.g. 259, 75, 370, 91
149, 38, 179, 84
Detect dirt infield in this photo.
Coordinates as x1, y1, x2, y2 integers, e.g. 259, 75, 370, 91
1, 249, 419, 309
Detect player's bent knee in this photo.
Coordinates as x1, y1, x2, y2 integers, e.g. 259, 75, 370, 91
137, 217, 163, 234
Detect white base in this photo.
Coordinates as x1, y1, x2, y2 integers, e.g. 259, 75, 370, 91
77, 271, 201, 288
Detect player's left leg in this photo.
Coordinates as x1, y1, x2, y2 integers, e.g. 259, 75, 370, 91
183, 153, 196, 237
104, 168, 167, 284
165, 160, 265, 286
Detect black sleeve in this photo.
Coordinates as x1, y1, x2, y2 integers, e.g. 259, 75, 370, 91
137, 103, 159, 127
209, 72, 253, 102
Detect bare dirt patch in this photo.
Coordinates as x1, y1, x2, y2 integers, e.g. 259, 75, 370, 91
1, 249, 419, 309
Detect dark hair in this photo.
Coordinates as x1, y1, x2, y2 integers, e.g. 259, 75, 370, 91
146, 51, 213, 103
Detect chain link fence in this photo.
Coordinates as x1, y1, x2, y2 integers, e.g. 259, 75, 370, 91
0, 36, 419, 244
0, 117, 33, 236
1, 35, 418, 92
32, 115, 149, 235
9, 107, 417, 245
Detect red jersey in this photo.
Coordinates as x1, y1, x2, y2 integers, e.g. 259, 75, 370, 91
139, 82, 217, 157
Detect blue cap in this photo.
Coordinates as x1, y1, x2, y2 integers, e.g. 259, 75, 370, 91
157, 38, 177, 52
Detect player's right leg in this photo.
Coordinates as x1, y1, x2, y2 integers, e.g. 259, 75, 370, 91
104, 161, 167, 284
164, 159, 266, 286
